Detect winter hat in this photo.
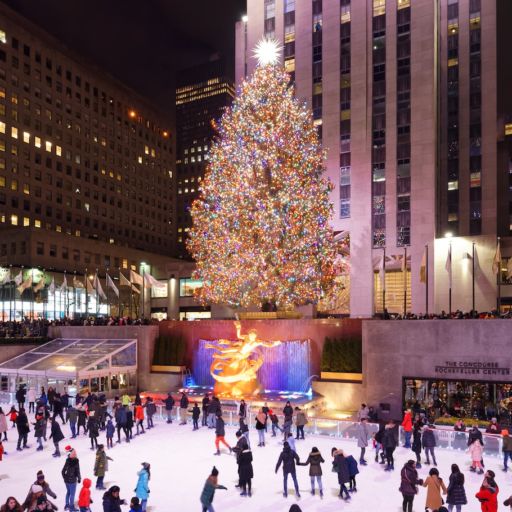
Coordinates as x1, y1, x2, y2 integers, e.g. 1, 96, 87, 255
37, 470, 45, 480
235, 430, 242, 437
109, 485, 121, 493
289, 505, 303, 512
36, 496, 47, 505
211, 466, 219, 476
141, 462, 150, 470
64, 445, 73, 453
31, 484, 43, 493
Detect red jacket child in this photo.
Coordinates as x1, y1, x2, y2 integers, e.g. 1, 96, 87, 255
476, 483, 499, 512
78, 478, 93, 509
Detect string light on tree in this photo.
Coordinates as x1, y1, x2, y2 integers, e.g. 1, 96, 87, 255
187, 40, 336, 309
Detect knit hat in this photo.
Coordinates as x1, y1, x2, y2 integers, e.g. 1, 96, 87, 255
64, 445, 73, 453
36, 496, 47, 505
37, 470, 44, 480
211, 466, 219, 476
31, 484, 43, 493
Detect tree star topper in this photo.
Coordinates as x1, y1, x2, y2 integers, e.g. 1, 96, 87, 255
253, 38, 282, 66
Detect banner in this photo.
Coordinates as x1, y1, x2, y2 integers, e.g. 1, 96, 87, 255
130, 269, 143, 286
106, 274, 119, 297
144, 273, 167, 289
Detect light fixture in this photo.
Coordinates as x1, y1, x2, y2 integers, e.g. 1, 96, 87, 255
444, 232, 453, 239
163, 131, 169, 138
128, 110, 136, 119
242, 14, 248, 23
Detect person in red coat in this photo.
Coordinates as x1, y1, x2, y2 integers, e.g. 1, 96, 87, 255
401, 410, 413, 448
476, 471, 499, 512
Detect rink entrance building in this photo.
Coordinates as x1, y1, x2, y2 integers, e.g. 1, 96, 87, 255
0, 338, 137, 400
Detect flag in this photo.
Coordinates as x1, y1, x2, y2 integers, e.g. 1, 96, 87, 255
73, 276, 84, 288
33, 275, 45, 293
0, 268, 10, 285
130, 269, 143, 286
492, 240, 502, 275
17, 275, 32, 294
507, 258, 512, 280
86, 277, 95, 295
419, 249, 427, 284
14, 270, 23, 286
106, 274, 119, 297
49, 277, 56, 295
120, 272, 140, 293
93, 274, 107, 300
59, 275, 68, 291
445, 244, 452, 287
144, 273, 167, 289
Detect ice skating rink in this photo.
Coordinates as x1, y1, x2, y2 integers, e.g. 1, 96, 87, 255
0, 418, 507, 511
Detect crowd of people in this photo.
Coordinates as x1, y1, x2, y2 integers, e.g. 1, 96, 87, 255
0, 319, 49, 338
381, 308, 508, 320
2, 390, 512, 511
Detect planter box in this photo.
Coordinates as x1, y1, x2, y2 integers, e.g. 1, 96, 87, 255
239, 311, 302, 320
151, 365, 186, 374
320, 371, 362, 382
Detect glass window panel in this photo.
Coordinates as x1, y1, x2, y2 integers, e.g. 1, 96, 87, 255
111, 344, 136, 367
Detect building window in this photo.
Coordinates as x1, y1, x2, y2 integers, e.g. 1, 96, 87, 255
179, 278, 203, 297
36, 242, 44, 255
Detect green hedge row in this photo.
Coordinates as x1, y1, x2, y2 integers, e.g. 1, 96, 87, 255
152, 335, 186, 366
321, 336, 362, 373
0, 336, 49, 345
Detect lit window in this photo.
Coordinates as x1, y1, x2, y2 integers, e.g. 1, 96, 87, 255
35, 136, 41, 148
10, 214, 18, 225
448, 58, 459, 67
10, 179, 17, 191
397, 0, 410, 9
56, 145, 62, 156
448, 180, 458, 191
122, 259, 128, 269
144, 145, 149, 155
470, 172, 481, 188
341, 5, 351, 23
11, 126, 18, 139
23, 217, 30, 227
0, 30, 6, 44
0, 176, 4, 187
56, 225, 62, 232
448, 213, 458, 222
373, 0, 385, 16
23, 131, 30, 143
137, 156, 142, 164
285, 58, 295, 73
84, 203, 90, 212
34, 219, 41, 228
45, 141, 52, 152
505, 124, 512, 137
0, 122, 4, 134
23, 183, 29, 195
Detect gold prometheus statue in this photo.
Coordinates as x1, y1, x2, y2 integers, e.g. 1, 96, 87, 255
206, 320, 281, 397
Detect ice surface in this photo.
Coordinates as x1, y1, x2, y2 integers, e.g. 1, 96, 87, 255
0, 417, 507, 511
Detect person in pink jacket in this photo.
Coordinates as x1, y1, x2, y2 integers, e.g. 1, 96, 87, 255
469, 438, 484, 474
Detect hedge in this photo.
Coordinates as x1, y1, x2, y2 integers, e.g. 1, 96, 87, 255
321, 336, 362, 373
152, 335, 186, 366
0, 336, 49, 345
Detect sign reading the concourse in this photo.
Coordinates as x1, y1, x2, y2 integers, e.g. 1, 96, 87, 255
434, 361, 510, 376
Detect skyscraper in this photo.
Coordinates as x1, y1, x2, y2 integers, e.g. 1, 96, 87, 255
236, 0, 512, 316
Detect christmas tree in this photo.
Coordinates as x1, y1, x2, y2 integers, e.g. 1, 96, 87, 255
187, 40, 336, 309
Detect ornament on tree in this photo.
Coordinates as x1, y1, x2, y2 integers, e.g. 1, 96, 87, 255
187, 39, 336, 309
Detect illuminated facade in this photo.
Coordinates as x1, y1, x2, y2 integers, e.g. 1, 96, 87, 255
175, 59, 235, 257
236, 0, 512, 316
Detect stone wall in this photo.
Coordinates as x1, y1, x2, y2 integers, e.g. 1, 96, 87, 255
0, 343, 40, 363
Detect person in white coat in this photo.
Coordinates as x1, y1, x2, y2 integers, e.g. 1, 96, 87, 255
356, 418, 369, 465
0, 407, 7, 441
28, 387, 37, 413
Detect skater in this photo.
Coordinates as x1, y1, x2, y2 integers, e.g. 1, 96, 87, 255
94, 444, 112, 490
0, 407, 8, 441
164, 393, 175, 424
373, 425, 385, 463
126, 406, 134, 440
239, 399, 247, 420
283, 401, 293, 437
423, 467, 447, 511
399, 460, 423, 512
200, 466, 227, 512
134, 404, 145, 435
383, 420, 398, 471
87, 413, 99, 450
502, 429, 512, 471
25, 470, 58, 507
356, 417, 369, 464
411, 422, 423, 467
207, 396, 218, 429
106, 418, 115, 448
298, 446, 324, 497
67, 405, 78, 439
402, 409, 413, 448
34, 411, 46, 451
201, 393, 209, 426
469, 434, 485, 474
179, 391, 189, 425
76, 405, 87, 436
16, 384, 26, 410
255, 409, 266, 447
269, 409, 283, 437
446, 464, 467, 512
53, 394, 65, 424
468, 426, 485, 469
214, 412, 232, 455
357, 403, 369, 421
192, 402, 201, 430
145, 397, 156, 429
129, 497, 141, 512
346, 452, 359, 493
49, 418, 64, 457
238, 445, 254, 497
332, 448, 350, 500
294, 407, 307, 440
62, 445, 81, 511
77, 478, 92, 512
475, 471, 499, 512
9, 405, 18, 428
239, 417, 251, 448
102, 485, 126, 512
276, 441, 301, 498
135, 462, 150, 512
285, 432, 297, 453
422, 424, 438, 466
0, 497, 22, 512
115, 404, 128, 443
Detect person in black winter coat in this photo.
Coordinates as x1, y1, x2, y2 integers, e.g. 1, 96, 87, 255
52, 395, 65, 424
125, 408, 134, 440
411, 423, 422, 468
446, 463, 467, 510
332, 448, 351, 500
145, 397, 156, 429
214, 413, 232, 455
164, 393, 175, 424
276, 441, 301, 498
399, 460, 423, 512
61, 447, 81, 511
382, 421, 399, 471
201, 394, 209, 427
102, 485, 126, 512
76, 406, 87, 436
88, 414, 100, 450
115, 406, 128, 444
283, 402, 293, 422
16, 408, 30, 451
49, 418, 64, 457
191, 403, 201, 431
421, 425, 437, 466
238, 447, 254, 497
179, 392, 189, 425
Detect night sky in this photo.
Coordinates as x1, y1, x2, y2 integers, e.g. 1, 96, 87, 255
2, 0, 246, 116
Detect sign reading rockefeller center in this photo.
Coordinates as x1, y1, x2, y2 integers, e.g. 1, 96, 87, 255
434, 361, 510, 376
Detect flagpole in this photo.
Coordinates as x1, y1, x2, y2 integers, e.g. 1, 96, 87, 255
53, 276, 56, 321
382, 247, 386, 314
129, 271, 133, 319
497, 236, 501, 315
142, 266, 145, 319
403, 247, 407, 317
425, 245, 429, 317
448, 242, 452, 317
96, 268, 99, 317
472, 241, 476, 315
20, 265, 24, 321
117, 268, 121, 318
31, 267, 34, 320
105, 268, 110, 317
85, 267, 88, 320
8, 264, 12, 322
